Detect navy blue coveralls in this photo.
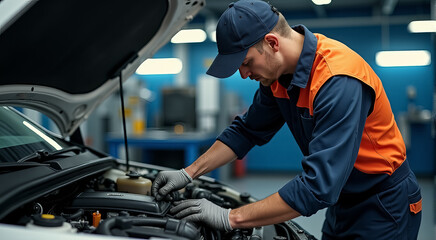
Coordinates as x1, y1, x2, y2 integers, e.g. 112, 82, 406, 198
217, 25, 422, 239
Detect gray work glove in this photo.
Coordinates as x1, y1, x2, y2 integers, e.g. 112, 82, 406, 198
170, 198, 233, 232
152, 169, 192, 201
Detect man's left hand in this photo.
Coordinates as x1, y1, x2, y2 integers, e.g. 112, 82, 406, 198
170, 198, 233, 232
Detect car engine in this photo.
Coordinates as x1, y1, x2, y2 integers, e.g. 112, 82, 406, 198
4, 165, 315, 240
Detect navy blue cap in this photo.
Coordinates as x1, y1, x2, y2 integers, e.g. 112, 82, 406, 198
206, 0, 279, 78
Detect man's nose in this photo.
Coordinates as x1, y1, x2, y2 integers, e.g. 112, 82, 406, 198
239, 66, 250, 79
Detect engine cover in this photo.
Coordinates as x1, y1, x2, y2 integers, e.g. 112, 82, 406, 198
70, 191, 171, 216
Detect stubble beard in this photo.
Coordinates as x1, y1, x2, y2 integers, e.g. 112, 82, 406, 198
260, 51, 280, 87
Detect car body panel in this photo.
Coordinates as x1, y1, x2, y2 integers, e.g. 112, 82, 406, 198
0, 0, 204, 137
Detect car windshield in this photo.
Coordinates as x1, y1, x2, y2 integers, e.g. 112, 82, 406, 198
0, 106, 68, 162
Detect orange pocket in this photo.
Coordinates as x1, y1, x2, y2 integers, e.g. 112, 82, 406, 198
409, 198, 422, 214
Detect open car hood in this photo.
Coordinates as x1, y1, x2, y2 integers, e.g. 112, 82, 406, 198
0, 0, 204, 137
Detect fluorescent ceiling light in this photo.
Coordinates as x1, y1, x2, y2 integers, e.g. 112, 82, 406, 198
375, 50, 431, 67
171, 29, 207, 43
312, 0, 331, 6
408, 20, 436, 33
210, 30, 216, 42
135, 58, 182, 75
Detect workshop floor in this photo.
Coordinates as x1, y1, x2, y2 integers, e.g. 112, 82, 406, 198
226, 172, 435, 240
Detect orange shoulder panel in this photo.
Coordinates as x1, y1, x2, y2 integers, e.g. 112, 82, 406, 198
299, 33, 406, 175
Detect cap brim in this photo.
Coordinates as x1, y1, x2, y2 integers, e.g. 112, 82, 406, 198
206, 48, 248, 78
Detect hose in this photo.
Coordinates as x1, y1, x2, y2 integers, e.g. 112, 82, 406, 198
61, 209, 84, 220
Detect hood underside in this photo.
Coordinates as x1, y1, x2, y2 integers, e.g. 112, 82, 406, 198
0, 0, 204, 137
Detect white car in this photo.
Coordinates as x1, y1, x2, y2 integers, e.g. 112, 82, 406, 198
0, 1, 315, 239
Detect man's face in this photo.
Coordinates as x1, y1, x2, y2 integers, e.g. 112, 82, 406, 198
238, 43, 281, 87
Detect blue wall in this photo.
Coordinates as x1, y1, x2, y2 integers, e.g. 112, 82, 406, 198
137, 13, 435, 175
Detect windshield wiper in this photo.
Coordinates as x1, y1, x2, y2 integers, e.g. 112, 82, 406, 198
0, 162, 50, 173
17, 146, 83, 163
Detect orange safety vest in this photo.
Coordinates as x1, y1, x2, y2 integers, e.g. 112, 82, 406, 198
270, 33, 406, 175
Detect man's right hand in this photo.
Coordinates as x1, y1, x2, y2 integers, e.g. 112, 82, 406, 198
151, 169, 192, 201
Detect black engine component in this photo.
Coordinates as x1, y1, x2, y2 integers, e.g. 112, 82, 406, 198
70, 191, 171, 216
96, 216, 201, 240
22, 169, 317, 240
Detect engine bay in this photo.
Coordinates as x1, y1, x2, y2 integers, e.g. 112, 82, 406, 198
2, 165, 315, 240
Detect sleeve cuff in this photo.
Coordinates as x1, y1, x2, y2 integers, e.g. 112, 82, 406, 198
278, 176, 328, 216
217, 129, 255, 159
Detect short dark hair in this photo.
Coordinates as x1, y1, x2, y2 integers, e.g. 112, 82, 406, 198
271, 13, 291, 37
253, 12, 290, 54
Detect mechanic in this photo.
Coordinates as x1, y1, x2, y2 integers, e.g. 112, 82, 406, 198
151, 0, 422, 239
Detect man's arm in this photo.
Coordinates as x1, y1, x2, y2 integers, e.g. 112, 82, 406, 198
229, 192, 301, 229
170, 191, 301, 231
154, 84, 283, 201
185, 140, 238, 179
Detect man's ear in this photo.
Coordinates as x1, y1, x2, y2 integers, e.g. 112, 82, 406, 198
264, 33, 279, 52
